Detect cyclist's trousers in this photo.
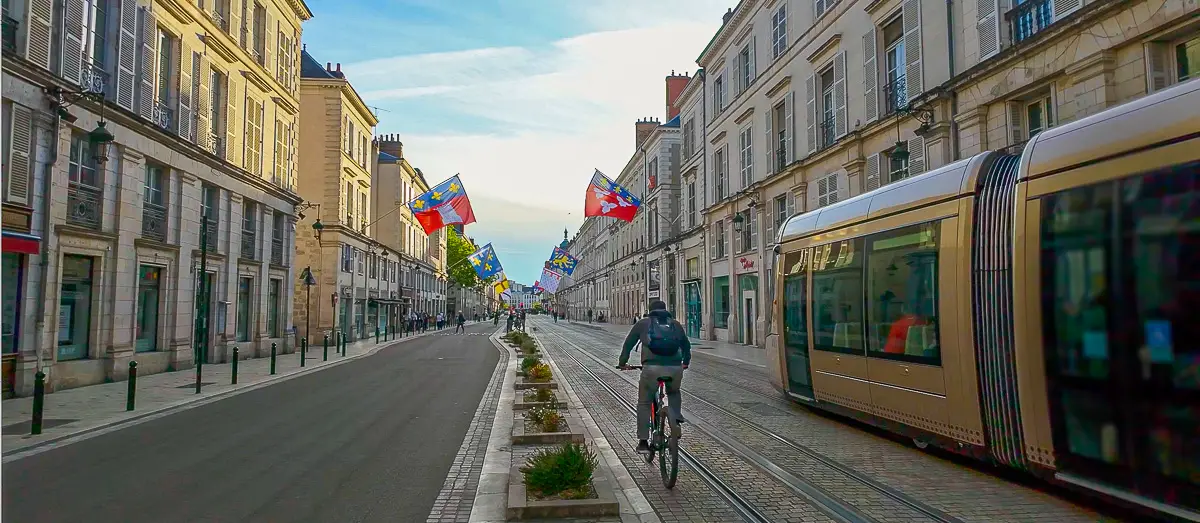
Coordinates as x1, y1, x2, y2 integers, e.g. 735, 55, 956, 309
638, 365, 684, 440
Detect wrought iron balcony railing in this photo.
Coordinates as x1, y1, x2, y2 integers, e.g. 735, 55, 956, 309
210, 9, 228, 32
271, 237, 284, 265
80, 61, 107, 95
1007, 0, 1053, 45
2, 15, 17, 53
818, 116, 836, 150
883, 75, 907, 116
142, 202, 167, 241
152, 101, 172, 130
240, 229, 257, 260
67, 182, 103, 230
204, 217, 218, 251
776, 141, 787, 172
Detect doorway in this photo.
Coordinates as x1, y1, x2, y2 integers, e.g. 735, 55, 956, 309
684, 282, 702, 338
743, 295, 756, 346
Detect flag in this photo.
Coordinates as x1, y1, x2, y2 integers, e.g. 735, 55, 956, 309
466, 243, 504, 280
494, 276, 510, 295
539, 268, 562, 293
584, 169, 640, 222
407, 175, 476, 235
547, 247, 578, 276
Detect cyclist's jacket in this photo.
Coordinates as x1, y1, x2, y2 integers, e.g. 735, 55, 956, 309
618, 310, 691, 367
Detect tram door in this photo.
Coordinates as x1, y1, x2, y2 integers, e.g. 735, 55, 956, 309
782, 249, 814, 399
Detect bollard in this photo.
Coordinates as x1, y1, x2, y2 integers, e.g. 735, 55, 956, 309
375, 327, 380, 344
301, 338, 307, 367
231, 348, 239, 385
31, 371, 46, 435
324, 333, 329, 361
270, 342, 277, 375
127, 361, 138, 411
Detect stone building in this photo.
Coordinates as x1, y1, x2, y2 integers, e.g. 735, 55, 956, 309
2, 0, 311, 395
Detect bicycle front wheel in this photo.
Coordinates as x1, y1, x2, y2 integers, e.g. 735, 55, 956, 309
660, 434, 679, 489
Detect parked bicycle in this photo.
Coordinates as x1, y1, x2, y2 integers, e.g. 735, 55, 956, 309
618, 364, 679, 488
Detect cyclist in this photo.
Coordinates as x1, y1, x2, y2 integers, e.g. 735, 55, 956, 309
617, 300, 690, 453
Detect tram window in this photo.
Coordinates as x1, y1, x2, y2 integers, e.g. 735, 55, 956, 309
783, 249, 810, 349
1125, 163, 1200, 391
865, 222, 940, 365
1042, 183, 1113, 380
812, 239, 865, 355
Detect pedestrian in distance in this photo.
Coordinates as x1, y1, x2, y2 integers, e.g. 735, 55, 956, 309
455, 312, 467, 333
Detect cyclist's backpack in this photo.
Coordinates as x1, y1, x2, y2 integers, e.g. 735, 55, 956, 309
643, 317, 681, 357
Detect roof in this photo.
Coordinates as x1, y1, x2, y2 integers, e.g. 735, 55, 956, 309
300, 48, 344, 79
662, 115, 681, 127
378, 151, 399, 163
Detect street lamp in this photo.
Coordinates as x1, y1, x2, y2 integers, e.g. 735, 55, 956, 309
46, 86, 115, 162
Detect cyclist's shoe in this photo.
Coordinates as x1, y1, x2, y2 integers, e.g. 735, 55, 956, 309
636, 440, 650, 453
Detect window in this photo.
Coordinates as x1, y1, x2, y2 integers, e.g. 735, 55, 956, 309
714, 219, 726, 258
713, 276, 730, 329
267, 278, 281, 337
739, 126, 753, 188
781, 249, 812, 393
58, 255, 95, 361
252, 3, 266, 64
236, 277, 251, 341
714, 75, 726, 113
342, 244, 353, 272
715, 147, 727, 201
738, 43, 754, 91
812, 239, 864, 355
817, 174, 839, 207
683, 117, 695, 156
245, 97, 263, 175
888, 150, 910, 183
687, 181, 697, 228
143, 165, 164, 206
277, 29, 296, 91
68, 134, 99, 187
346, 119, 355, 154
883, 17, 906, 115
1026, 96, 1054, 138
2, 253, 22, 354
156, 30, 176, 107
815, 0, 838, 19
1176, 34, 1200, 83
774, 195, 788, 234
134, 265, 162, 352
865, 222, 940, 364
1009, 0, 1053, 44
773, 101, 787, 170
357, 249, 364, 274
360, 193, 368, 229
88, 0, 110, 68
820, 67, 835, 149
772, 5, 787, 59
346, 181, 355, 222
209, 69, 225, 145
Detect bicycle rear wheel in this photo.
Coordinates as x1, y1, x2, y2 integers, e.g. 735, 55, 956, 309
660, 434, 679, 489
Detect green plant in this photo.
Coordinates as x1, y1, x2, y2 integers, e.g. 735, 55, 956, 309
521, 355, 541, 372
521, 443, 597, 497
540, 409, 563, 432
526, 404, 557, 427
520, 339, 538, 353
524, 387, 554, 403
526, 362, 552, 382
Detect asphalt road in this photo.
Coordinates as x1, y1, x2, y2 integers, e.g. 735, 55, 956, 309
2, 322, 500, 523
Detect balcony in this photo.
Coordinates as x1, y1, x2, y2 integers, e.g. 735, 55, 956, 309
271, 237, 284, 265
204, 133, 223, 157
1007, 0, 1053, 45
209, 9, 228, 32
80, 61, 107, 95
152, 101, 172, 131
883, 75, 907, 116
240, 229, 257, 260
141, 202, 168, 242
818, 117, 836, 151
67, 182, 103, 230
3, 15, 17, 53
203, 217, 218, 252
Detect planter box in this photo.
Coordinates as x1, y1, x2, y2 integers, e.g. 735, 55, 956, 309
506, 466, 619, 520
513, 399, 564, 411
514, 376, 557, 390
512, 411, 584, 445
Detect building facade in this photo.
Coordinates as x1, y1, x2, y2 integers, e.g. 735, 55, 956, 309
2, 0, 311, 395
670, 71, 707, 339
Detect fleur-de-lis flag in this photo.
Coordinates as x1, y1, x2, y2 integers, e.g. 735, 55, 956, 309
547, 247, 578, 276
467, 243, 504, 280
406, 175, 476, 235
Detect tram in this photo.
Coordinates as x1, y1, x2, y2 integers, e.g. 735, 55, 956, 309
766, 78, 1199, 520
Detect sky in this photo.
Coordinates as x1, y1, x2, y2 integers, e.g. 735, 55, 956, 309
302, 0, 730, 285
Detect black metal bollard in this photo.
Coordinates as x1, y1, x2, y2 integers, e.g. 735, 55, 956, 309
375, 327, 380, 344
31, 371, 45, 435
323, 333, 329, 361
270, 342, 277, 375
300, 338, 306, 367
231, 348, 239, 385
126, 362, 138, 411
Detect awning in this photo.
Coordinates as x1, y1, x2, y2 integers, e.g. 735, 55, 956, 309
2, 231, 41, 254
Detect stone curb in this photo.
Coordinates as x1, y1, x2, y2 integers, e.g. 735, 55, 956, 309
513, 376, 557, 390
2, 330, 438, 461
506, 464, 620, 520
512, 409, 585, 445
467, 330, 519, 523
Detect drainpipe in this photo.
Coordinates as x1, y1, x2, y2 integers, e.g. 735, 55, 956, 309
32, 113, 61, 375
947, 0, 962, 160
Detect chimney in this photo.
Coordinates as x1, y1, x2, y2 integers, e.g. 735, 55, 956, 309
665, 71, 690, 121
722, 8, 734, 25
336, 63, 342, 73
378, 134, 403, 158
326, 62, 332, 71
635, 117, 659, 149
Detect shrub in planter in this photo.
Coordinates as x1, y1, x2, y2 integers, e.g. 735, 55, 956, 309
521, 355, 541, 372
540, 409, 563, 432
520, 339, 539, 354
521, 443, 598, 498
524, 387, 554, 403
526, 362, 552, 382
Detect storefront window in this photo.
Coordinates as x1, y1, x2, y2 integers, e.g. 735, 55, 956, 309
236, 277, 252, 341
865, 222, 940, 365
812, 239, 865, 355
135, 266, 161, 352
267, 279, 281, 337
712, 276, 730, 329
57, 255, 94, 361
2, 253, 22, 354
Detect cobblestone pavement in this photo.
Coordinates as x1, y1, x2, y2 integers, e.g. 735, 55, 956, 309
535, 325, 837, 523
2, 330, 434, 456
426, 328, 509, 523
538, 319, 1120, 523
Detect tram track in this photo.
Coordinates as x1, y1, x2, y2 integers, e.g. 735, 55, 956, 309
543, 323, 963, 523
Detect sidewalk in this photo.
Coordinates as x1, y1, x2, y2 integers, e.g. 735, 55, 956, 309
558, 319, 770, 368
2, 329, 436, 457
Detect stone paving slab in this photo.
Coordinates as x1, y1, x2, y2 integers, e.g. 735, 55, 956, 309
1, 331, 436, 458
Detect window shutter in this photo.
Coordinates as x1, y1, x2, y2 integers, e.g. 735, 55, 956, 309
908, 136, 926, 175
750, 209, 758, 250
197, 54, 211, 149
722, 144, 730, 196
116, 0, 139, 110
749, 36, 757, 84
764, 108, 774, 174
863, 27, 878, 123
62, 0, 86, 85
865, 153, 881, 191
1145, 42, 1171, 93
5, 105, 33, 205
786, 189, 797, 217
239, 0, 249, 50
977, 0, 1001, 61
264, 12, 275, 75
178, 42, 193, 140
24, 0, 53, 70
805, 73, 817, 153
226, 75, 240, 164
785, 90, 795, 163
903, 0, 924, 102
719, 65, 729, 110
137, 4, 157, 119
817, 176, 828, 207
732, 54, 742, 95
834, 51, 848, 138
1052, 0, 1082, 19
228, 0, 241, 47
1007, 101, 1024, 146
766, 202, 776, 245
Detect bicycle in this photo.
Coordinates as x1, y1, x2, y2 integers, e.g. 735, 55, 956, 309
617, 364, 680, 488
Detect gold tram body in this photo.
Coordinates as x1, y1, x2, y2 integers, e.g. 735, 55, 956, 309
767, 79, 1200, 519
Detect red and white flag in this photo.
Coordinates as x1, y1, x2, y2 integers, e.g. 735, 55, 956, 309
583, 170, 640, 222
